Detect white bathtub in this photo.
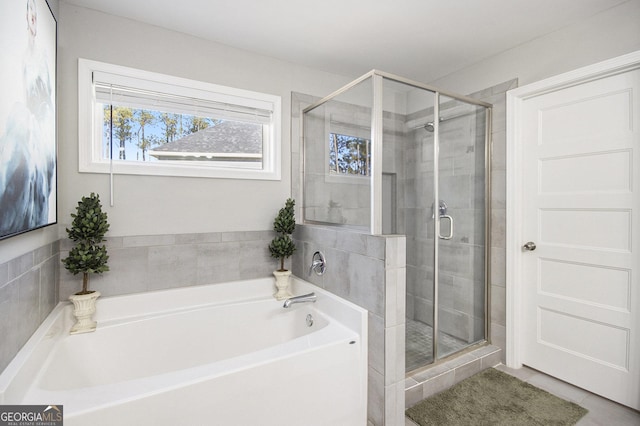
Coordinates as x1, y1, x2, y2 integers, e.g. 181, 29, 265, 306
0, 277, 368, 425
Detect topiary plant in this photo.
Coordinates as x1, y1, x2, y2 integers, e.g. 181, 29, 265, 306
268, 198, 296, 272
61, 193, 110, 295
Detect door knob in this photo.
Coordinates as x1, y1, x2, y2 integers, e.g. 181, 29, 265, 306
523, 241, 537, 251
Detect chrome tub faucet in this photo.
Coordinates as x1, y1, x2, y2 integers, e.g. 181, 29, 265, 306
283, 292, 317, 308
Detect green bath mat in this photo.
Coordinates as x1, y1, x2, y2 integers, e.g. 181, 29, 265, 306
406, 368, 588, 426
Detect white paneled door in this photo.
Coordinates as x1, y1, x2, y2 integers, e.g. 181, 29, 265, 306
512, 57, 640, 410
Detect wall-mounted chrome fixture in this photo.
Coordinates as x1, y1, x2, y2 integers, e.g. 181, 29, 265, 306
432, 200, 448, 218
309, 251, 326, 276
423, 116, 447, 132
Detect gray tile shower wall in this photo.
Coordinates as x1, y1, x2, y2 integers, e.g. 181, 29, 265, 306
59, 230, 276, 299
0, 241, 59, 374
293, 224, 406, 426
402, 98, 487, 346
467, 78, 518, 360
300, 96, 378, 228
402, 78, 516, 362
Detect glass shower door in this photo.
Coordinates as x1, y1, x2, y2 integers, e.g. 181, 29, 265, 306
435, 94, 488, 359
384, 79, 438, 371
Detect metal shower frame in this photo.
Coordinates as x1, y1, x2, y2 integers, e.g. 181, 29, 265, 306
301, 69, 493, 368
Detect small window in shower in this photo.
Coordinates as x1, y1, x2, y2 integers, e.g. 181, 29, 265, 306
328, 133, 371, 176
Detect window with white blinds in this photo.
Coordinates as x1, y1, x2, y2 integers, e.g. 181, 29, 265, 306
78, 59, 281, 180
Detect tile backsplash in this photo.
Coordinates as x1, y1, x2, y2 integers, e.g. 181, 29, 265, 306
0, 241, 59, 374
1, 230, 277, 376
59, 230, 276, 299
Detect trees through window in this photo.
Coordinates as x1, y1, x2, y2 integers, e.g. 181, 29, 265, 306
328, 133, 371, 176
102, 106, 234, 163
79, 59, 281, 180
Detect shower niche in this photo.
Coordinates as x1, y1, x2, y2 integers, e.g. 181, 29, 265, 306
302, 71, 491, 372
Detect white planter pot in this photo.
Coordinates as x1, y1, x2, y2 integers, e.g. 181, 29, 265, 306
273, 270, 292, 301
69, 291, 101, 334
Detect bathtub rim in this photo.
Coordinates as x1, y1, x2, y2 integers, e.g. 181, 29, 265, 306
0, 276, 368, 410
30, 319, 359, 416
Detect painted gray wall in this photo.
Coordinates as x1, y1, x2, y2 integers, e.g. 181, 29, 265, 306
0, 1, 352, 266
428, 1, 640, 95
56, 3, 351, 239
425, 0, 640, 363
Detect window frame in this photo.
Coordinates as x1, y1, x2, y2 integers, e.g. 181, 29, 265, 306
324, 114, 372, 185
78, 58, 282, 180
328, 132, 371, 176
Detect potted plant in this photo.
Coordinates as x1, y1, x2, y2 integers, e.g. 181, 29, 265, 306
268, 198, 296, 300
61, 193, 110, 334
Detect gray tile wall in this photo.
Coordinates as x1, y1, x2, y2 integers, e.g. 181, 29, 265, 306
0, 230, 277, 376
401, 79, 516, 361
293, 92, 406, 234
299, 92, 381, 229
293, 80, 514, 423
402, 103, 486, 345
466, 78, 518, 360
405, 345, 502, 408
294, 93, 406, 424
59, 230, 276, 299
0, 241, 59, 374
292, 224, 406, 426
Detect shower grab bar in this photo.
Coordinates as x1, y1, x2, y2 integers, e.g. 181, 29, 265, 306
439, 215, 454, 240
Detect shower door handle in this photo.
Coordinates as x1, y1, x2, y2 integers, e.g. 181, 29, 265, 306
439, 215, 454, 240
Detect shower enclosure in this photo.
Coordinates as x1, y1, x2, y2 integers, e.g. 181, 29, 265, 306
302, 71, 491, 372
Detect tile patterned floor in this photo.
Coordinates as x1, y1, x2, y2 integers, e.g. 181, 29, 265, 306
405, 318, 468, 372
405, 364, 640, 425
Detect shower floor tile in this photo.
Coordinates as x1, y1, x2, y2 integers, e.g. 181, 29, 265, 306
406, 318, 468, 372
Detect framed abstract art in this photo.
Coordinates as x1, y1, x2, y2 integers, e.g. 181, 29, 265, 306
0, 0, 57, 240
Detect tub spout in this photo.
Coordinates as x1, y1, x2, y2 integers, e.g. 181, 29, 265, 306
283, 292, 316, 308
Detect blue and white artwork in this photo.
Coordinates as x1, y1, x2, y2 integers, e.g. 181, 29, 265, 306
0, 0, 57, 239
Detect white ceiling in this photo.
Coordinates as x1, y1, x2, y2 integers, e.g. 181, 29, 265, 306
63, 0, 629, 82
